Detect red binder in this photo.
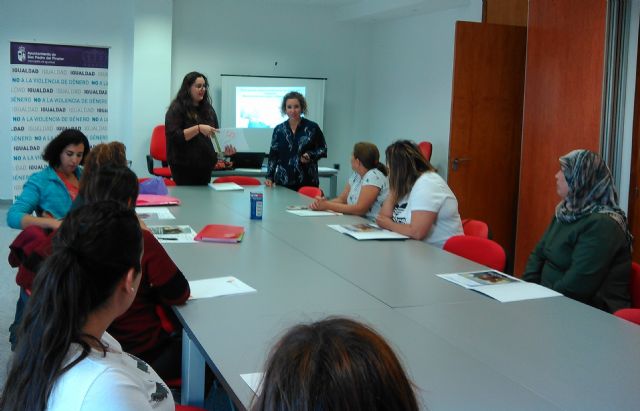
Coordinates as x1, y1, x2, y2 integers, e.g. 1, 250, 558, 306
136, 194, 181, 206
194, 224, 245, 243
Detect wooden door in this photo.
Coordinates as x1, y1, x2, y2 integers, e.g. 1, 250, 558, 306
513, 0, 606, 274
448, 21, 527, 270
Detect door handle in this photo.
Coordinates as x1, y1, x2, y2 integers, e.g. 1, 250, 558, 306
452, 157, 471, 171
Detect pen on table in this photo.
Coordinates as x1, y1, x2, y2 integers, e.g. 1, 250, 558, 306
157, 236, 179, 240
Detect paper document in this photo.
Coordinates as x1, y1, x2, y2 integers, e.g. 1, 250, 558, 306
240, 372, 264, 395
135, 207, 175, 220
328, 223, 409, 240
148, 225, 197, 243
189, 276, 257, 300
209, 182, 244, 191
217, 128, 250, 151
438, 270, 561, 302
286, 206, 341, 216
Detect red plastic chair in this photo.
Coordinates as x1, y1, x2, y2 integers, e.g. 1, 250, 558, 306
153, 305, 183, 388
614, 262, 640, 325
615, 308, 640, 325
138, 177, 176, 187
443, 235, 506, 271
146, 125, 172, 178
629, 261, 640, 307
418, 141, 433, 162
298, 186, 323, 198
213, 176, 261, 185
176, 406, 207, 411
462, 219, 490, 239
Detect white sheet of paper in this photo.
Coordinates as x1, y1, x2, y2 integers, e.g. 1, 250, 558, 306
188, 276, 257, 300
475, 282, 562, 302
438, 271, 561, 303
135, 207, 175, 220
209, 182, 244, 191
217, 128, 250, 151
286, 209, 342, 217
148, 225, 197, 243
240, 372, 264, 395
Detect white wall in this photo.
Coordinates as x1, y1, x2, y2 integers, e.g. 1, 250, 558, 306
363, 2, 482, 178
0, 0, 136, 199
171, 0, 370, 193
0, 0, 172, 200
132, 0, 173, 177
0, 0, 482, 198
171, 0, 481, 190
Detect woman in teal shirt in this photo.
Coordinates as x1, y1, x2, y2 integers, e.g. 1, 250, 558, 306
7, 129, 89, 229
523, 149, 632, 313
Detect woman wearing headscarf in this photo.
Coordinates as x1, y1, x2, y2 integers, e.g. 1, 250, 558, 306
523, 149, 632, 313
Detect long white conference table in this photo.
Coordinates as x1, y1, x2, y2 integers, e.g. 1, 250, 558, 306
153, 186, 640, 411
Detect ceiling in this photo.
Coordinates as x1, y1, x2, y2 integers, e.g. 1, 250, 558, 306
225, 0, 472, 22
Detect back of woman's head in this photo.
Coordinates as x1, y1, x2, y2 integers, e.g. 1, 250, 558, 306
83, 165, 138, 206
0, 201, 142, 411
252, 317, 419, 411
42, 129, 91, 168
79, 142, 128, 191
353, 142, 387, 175
385, 140, 435, 200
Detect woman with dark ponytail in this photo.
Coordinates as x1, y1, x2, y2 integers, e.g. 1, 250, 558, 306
0, 201, 175, 410
309, 142, 388, 219
8, 166, 190, 382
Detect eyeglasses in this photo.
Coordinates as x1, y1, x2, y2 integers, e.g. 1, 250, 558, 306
194, 84, 207, 90
127, 160, 132, 167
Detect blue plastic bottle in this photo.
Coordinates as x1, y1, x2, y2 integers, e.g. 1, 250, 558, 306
250, 192, 263, 220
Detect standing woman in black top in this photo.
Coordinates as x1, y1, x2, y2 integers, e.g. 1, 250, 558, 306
165, 71, 235, 185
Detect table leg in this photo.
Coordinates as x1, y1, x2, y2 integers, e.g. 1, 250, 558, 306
329, 174, 337, 198
181, 329, 205, 406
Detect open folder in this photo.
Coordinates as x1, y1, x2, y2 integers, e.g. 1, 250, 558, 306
437, 270, 561, 302
328, 223, 409, 240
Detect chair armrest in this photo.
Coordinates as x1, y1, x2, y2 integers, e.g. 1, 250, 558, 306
146, 155, 154, 175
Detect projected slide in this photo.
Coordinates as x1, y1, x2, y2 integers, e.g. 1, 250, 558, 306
221, 75, 326, 152
236, 86, 305, 128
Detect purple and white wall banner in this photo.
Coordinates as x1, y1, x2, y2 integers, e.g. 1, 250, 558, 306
9, 41, 109, 198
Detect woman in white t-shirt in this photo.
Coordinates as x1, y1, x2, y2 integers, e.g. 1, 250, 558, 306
376, 140, 463, 248
310, 142, 388, 219
0, 201, 174, 411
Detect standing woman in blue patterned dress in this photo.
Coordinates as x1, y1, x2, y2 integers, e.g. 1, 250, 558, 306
265, 91, 327, 191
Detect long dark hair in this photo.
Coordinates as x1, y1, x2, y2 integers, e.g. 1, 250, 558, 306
169, 71, 217, 125
353, 141, 387, 176
251, 317, 420, 411
42, 129, 91, 168
0, 201, 143, 411
385, 140, 436, 201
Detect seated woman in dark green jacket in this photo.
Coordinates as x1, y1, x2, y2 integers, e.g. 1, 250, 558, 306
523, 149, 632, 313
